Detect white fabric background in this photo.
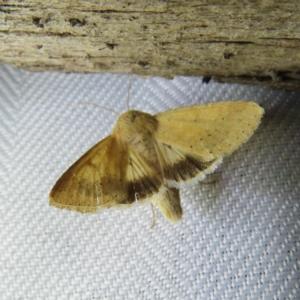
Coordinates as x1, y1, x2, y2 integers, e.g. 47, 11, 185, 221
0, 64, 299, 299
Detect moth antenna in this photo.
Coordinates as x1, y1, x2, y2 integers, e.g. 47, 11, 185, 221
126, 74, 133, 111
71, 102, 120, 116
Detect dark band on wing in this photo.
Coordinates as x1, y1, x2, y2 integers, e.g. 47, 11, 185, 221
125, 176, 161, 204
164, 155, 216, 182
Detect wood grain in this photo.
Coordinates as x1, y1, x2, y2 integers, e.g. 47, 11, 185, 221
0, 1, 299, 90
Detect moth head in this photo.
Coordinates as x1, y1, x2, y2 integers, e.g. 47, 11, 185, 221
113, 110, 158, 144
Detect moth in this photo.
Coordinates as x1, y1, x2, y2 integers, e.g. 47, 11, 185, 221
49, 101, 264, 222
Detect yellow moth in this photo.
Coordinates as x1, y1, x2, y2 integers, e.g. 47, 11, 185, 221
49, 101, 264, 222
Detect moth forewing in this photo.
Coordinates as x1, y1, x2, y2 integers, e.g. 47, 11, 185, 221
154, 102, 264, 158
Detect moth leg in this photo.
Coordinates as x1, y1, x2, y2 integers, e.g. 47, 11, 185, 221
154, 188, 183, 222
150, 203, 156, 229
199, 180, 216, 185
200, 172, 221, 185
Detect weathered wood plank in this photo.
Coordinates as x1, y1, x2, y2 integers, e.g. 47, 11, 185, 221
0, 1, 299, 89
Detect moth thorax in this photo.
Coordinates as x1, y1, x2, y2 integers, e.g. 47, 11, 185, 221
113, 110, 158, 146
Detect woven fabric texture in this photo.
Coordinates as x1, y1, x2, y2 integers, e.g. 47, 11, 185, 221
0, 64, 299, 299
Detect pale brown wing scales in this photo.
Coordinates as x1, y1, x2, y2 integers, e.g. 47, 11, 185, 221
50, 136, 129, 212
50, 135, 165, 212
154, 101, 264, 158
